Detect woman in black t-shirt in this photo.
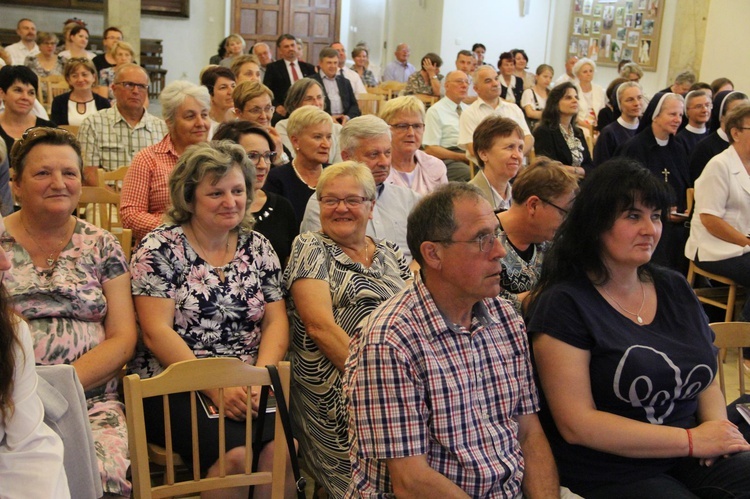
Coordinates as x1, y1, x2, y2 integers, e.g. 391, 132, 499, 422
527, 159, 750, 498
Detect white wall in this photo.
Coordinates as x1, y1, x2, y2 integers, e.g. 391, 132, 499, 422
439, 0, 554, 73
0, 0, 226, 86
384, 0, 443, 71
701, 0, 750, 92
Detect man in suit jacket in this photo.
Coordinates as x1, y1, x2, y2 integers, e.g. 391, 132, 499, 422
311, 47, 361, 125
262, 33, 315, 117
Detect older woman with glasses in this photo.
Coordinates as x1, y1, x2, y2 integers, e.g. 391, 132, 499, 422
130, 140, 292, 498
4, 127, 136, 497
214, 121, 297, 266
24, 32, 64, 79
51, 58, 110, 126
232, 80, 289, 164
276, 78, 343, 165
284, 161, 411, 497
121, 80, 210, 241
380, 95, 447, 195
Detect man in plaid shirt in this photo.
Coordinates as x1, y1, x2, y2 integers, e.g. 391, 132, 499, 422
345, 183, 559, 498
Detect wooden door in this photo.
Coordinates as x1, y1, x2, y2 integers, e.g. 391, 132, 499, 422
232, 0, 339, 63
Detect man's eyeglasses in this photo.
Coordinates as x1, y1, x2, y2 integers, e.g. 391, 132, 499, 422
115, 81, 148, 92
390, 123, 425, 132
247, 151, 276, 165
539, 198, 569, 216
431, 227, 506, 253
319, 196, 371, 208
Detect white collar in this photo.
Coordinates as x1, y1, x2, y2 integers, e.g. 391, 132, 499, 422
617, 116, 639, 130
685, 124, 707, 134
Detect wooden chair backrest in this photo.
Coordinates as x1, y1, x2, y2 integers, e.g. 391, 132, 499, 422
123, 358, 290, 499
38, 75, 66, 112
379, 80, 406, 99
78, 186, 121, 232
413, 93, 439, 108
710, 322, 750, 400
98, 166, 130, 192
356, 93, 385, 116
687, 187, 695, 215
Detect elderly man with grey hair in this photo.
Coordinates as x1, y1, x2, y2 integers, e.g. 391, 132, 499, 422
345, 182, 561, 498
79, 63, 168, 185
383, 43, 415, 83
300, 115, 420, 263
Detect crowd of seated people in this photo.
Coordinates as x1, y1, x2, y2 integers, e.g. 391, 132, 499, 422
4, 16, 750, 499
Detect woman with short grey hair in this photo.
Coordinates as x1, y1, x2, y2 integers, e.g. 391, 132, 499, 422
121, 80, 210, 241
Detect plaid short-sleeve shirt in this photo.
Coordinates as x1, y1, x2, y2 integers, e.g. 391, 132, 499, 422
120, 134, 179, 241
345, 273, 539, 498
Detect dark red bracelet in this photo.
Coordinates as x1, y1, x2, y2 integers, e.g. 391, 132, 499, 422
686, 428, 694, 457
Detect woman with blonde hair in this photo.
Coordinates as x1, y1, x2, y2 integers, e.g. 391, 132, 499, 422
219, 34, 247, 68
379, 95, 447, 194
264, 106, 332, 223
95, 41, 135, 99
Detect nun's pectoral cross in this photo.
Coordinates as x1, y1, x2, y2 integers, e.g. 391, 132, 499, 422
662, 168, 670, 183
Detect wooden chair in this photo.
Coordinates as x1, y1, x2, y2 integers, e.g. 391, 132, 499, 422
710, 322, 750, 400
379, 80, 406, 99
98, 166, 130, 192
356, 93, 385, 116
78, 186, 132, 260
38, 75, 65, 112
123, 358, 291, 499
687, 260, 743, 322
413, 93, 439, 109
366, 85, 392, 100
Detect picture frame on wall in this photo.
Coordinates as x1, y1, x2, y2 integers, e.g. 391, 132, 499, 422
566, 0, 664, 70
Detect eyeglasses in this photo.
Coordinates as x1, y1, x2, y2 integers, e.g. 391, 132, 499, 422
245, 105, 274, 115
390, 123, 425, 132
115, 81, 149, 92
431, 227, 506, 253
688, 103, 712, 110
0, 236, 15, 252
247, 151, 276, 165
540, 198, 569, 216
319, 195, 371, 208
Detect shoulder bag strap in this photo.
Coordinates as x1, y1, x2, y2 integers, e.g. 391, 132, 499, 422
267, 364, 307, 499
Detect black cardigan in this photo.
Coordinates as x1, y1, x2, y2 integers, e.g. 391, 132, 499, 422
50, 92, 111, 126
533, 123, 593, 174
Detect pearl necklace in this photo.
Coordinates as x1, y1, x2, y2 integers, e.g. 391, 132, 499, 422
601, 281, 646, 325
291, 158, 317, 190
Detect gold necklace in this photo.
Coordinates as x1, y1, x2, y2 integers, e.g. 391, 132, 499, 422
21, 216, 72, 267
601, 281, 646, 325
188, 225, 231, 281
